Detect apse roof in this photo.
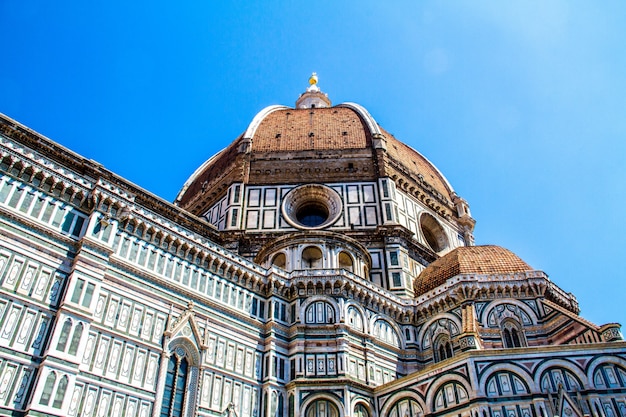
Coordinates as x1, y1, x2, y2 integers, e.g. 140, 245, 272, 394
414, 245, 534, 297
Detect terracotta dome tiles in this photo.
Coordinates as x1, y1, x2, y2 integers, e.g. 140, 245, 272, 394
414, 245, 533, 297
251, 107, 370, 152
383, 129, 453, 202
177, 104, 458, 210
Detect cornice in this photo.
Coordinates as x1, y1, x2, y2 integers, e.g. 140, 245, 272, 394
0, 113, 220, 243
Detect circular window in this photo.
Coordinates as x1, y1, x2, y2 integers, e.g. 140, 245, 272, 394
282, 184, 342, 230
296, 202, 329, 227
419, 213, 449, 252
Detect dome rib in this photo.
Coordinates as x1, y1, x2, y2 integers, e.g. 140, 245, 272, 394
243, 105, 290, 139
337, 102, 383, 136
176, 145, 230, 203
383, 131, 455, 200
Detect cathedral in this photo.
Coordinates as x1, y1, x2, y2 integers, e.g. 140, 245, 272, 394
0, 75, 624, 417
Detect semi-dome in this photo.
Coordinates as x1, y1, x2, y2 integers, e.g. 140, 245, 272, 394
414, 245, 533, 296
176, 83, 457, 220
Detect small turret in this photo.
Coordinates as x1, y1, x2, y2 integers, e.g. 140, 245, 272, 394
295, 72, 331, 109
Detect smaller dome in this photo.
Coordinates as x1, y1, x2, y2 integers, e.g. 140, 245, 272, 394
414, 245, 533, 296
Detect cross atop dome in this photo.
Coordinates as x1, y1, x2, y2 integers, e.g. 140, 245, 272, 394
296, 72, 331, 109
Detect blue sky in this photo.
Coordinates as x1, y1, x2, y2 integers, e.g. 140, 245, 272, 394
1, 1, 625, 326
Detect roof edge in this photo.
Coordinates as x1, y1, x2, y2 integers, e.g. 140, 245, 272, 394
175, 146, 228, 204
398, 140, 456, 195
336, 103, 456, 197
243, 105, 290, 139
337, 102, 383, 136
175, 104, 290, 204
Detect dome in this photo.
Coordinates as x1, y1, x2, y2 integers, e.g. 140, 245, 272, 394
413, 245, 533, 296
176, 97, 456, 218
174, 75, 477, 291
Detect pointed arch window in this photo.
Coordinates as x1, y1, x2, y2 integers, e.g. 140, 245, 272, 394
160, 349, 190, 417
39, 372, 56, 406
354, 403, 370, 417
68, 323, 83, 356
52, 375, 68, 408
439, 341, 452, 360
501, 320, 526, 348
271, 391, 284, 417
433, 335, 453, 362
56, 319, 72, 352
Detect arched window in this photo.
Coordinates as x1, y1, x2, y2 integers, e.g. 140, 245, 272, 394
52, 375, 68, 408
39, 372, 56, 405
433, 381, 469, 411
487, 304, 533, 328
593, 363, 626, 389
306, 399, 339, 417
289, 394, 295, 417
277, 393, 284, 417
272, 253, 287, 269
160, 350, 190, 417
501, 320, 526, 348
56, 319, 72, 352
388, 398, 423, 417
540, 367, 584, 412
419, 213, 449, 253
433, 335, 453, 362
305, 301, 335, 324
540, 367, 582, 393
302, 246, 323, 269
372, 319, 400, 347
354, 403, 370, 417
338, 252, 353, 272
68, 324, 83, 356
486, 371, 529, 397
347, 306, 364, 332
